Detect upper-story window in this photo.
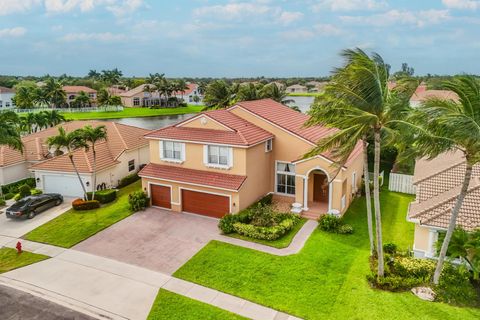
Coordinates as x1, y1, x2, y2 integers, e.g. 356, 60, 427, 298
160, 141, 185, 163
265, 139, 273, 152
204, 145, 232, 168
128, 159, 135, 172
276, 161, 295, 195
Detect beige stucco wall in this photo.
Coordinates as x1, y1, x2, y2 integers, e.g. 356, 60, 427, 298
180, 116, 230, 131
141, 176, 240, 214
414, 224, 430, 253
0, 162, 31, 185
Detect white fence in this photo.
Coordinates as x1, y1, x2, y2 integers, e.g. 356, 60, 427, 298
13, 106, 124, 113
388, 173, 416, 194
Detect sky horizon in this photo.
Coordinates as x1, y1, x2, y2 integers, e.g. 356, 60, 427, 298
1, 0, 479, 78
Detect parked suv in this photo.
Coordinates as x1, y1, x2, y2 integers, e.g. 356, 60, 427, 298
5, 194, 63, 219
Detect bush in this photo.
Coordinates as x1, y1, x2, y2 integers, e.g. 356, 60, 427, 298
393, 256, 435, 279
1, 178, 35, 195
338, 224, 354, 234
257, 194, 273, 206
31, 189, 43, 196
436, 263, 478, 306
233, 217, 298, 241
4, 193, 14, 200
250, 203, 278, 227
18, 184, 31, 199
72, 198, 100, 211
218, 210, 251, 234
86, 189, 117, 204
118, 173, 140, 188
318, 214, 343, 232
0, 199, 5, 206
128, 190, 149, 211
367, 274, 427, 291
383, 243, 398, 254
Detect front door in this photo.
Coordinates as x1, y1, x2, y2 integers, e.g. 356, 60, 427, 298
313, 174, 328, 202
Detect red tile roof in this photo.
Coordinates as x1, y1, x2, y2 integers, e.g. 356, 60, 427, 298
139, 163, 247, 191
0, 86, 15, 94
145, 109, 273, 146
63, 86, 97, 94
173, 83, 198, 96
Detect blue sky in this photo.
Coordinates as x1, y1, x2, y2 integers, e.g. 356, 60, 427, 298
0, 0, 479, 77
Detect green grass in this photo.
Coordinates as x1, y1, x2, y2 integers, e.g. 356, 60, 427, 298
62, 105, 204, 120
0, 248, 49, 273
24, 181, 141, 248
287, 92, 321, 97
225, 218, 307, 249
174, 190, 480, 320
147, 289, 246, 320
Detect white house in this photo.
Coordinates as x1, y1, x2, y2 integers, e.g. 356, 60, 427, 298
0, 86, 15, 110
173, 83, 203, 105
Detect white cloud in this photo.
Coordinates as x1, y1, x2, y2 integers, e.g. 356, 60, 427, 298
0, 27, 27, 38
313, 0, 387, 12
60, 32, 126, 42
340, 9, 450, 27
106, 0, 143, 16
276, 11, 303, 25
281, 24, 343, 40
0, 0, 40, 15
43, 0, 143, 15
442, 0, 480, 10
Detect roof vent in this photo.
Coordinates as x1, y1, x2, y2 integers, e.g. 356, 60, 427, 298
200, 117, 208, 125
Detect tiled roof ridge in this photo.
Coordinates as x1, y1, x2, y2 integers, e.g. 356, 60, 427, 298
82, 148, 93, 172
414, 159, 466, 185
111, 122, 128, 153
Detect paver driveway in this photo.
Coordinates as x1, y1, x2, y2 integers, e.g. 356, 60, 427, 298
74, 208, 221, 274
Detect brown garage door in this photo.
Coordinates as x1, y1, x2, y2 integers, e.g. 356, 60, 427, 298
181, 190, 229, 218
151, 185, 171, 209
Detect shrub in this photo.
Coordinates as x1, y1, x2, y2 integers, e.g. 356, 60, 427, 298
30, 189, 43, 196
338, 224, 354, 234
0, 199, 5, 206
318, 214, 343, 232
383, 243, 398, 254
367, 274, 427, 291
250, 203, 278, 227
118, 173, 140, 188
86, 189, 117, 204
257, 194, 273, 206
436, 263, 478, 307
393, 256, 435, 279
18, 184, 31, 199
233, 217, 298, 241
72, 198, 100, 211
1, 178, 36, 195
4, 193, 14, 200
128, 190, 149, 211
218, 210, 251, 234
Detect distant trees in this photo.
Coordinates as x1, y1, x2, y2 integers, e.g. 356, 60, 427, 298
97, 88, 122, 106
0, 111, 23, 151
12, 81, 42, 109
20, 110, 66, 134
42, 78, 66, 108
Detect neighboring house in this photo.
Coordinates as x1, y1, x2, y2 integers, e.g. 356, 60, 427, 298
120, 84, 158, 107
306, 81, 328, 92
409, 83, 459, 108
139, 99, 363, 219
63, 86, 97, 107
407, 151, 480, 258
173, 83, 203, 105
286, 84, 308, 93
0, 121, 149, 197
107, 86, 126, 96
268, 81, 286, 89
0, 86, 16, 110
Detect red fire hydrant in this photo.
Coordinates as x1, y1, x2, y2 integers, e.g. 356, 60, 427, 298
16, 241, 22, 254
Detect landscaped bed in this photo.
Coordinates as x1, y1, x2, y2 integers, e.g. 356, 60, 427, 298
24, 180, 141, 248
174, 190, 480, 319
0, 248, 49, 273
147, 289, 246, 320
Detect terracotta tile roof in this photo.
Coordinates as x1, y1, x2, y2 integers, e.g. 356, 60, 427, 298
0, 86, 15, 94
139, 163, 247, 191
408, 151, 480, 230
410, 90, 459, 103
232, 99, 337, 145
62, 86, 97, 94
120, 84, 154, 98
145, 109, 273, 146
173, 83, 198, 96
0, 121, 149, 168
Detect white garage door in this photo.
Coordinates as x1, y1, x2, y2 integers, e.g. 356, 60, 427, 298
43, 175, 85, 197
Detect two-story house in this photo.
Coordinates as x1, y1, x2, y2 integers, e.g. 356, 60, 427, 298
63, 86, 97, 107
139, 99, 363, 218
0, 86, 16, 110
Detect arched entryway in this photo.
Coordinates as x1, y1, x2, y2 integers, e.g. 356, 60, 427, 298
304, 168, 331, 217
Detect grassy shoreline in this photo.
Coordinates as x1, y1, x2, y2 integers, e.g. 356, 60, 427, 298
287, 92, 321, 97
60, 105, 204, 120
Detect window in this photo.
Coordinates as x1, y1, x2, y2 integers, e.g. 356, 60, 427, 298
11, 100, 15, 106
265, 139, 272, 152
133, 97, 140, 106
89, 93, 95, 98
207, 145, 230, 166
161, 141, 184, 161
128, 160, 135, 172
5, 102, 10, 107
69, 95, 75, 100
352, 172, 357, 192
276, 162, 295, 195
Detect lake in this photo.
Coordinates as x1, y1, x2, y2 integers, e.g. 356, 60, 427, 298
102, 96, 315, 130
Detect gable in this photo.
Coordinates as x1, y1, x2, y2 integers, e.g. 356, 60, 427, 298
179, 115, 232, 131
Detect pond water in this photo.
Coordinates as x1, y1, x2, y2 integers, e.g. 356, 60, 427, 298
285, 96, 315, 113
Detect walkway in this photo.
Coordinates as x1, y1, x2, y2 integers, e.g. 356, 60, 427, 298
1, 239, 302, 320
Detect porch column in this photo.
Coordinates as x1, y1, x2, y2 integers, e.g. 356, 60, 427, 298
426, 229, 438, 258
303, 176, 309, 210
328, 181, 333, 212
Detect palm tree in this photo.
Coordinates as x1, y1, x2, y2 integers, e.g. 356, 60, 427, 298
21, 113, 37, 134
306, 48, 416, 277
42, 78, 66, 108
101, 68, 123, 86
80, 125, 107, 201
236, 83, 261, 102
13, 85, 35, 109
33, 112, 48, 132
175, 79, 189, 101
73, 91, 91, 108
47, 127, 89, 199
0, 111, 23, 151
407, 76, 480, 284
440, 228, 480, 281
41, 110, 65, 127
97, 88, 122, 107
88, 70, 101, 80
260, 83, 294, 104
203, 80, 235, 109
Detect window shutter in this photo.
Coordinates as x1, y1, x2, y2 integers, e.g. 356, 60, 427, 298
181, 143, 186, 161
203, 145, 208, 165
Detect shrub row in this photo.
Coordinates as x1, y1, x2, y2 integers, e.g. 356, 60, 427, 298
117, 173, 140, 188
233, 217, 299, 240
72, 198, 101, 211
318, 214, 354, 234
86, 189, 117, 204
1, 178, 36, 194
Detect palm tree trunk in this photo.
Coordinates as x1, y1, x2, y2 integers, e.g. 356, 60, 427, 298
69, 154, 88, 200
373, 129, 385, 277
91, 146, 97, 201
363, 139, 375, 255
433, 161, 473, 284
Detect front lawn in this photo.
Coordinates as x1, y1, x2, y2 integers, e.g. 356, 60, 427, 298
226, 218, 307, 249
24, 181, 141, 248
0, 248, 49, 273
147, 289, 246, 320
174, 190, 480, 319
62, 105, 204, 120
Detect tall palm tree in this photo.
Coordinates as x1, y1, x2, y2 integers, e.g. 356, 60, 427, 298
42, 78, 66, 108
80, 125, 107, 201
73, 91, 91, 108
97, 88, 122, 107
306, 48, 416, 277
47, 127, 89, 199
203, 80, 235, 109
33, 112, 48, 132
236, 83, 261, 102
21, 112, 37, 134
13, 85, 35, 109
407, 75, 480, 284
175, 79, 189, 101
260, 83, 294, 104
0, 111, 23, 151
41, 110, 65, 127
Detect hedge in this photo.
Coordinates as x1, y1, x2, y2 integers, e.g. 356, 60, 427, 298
1, 178, 36, 194
117, 173, 140, 188
233, 217, 298, 241
72, 198, 100, 211
86, 189, 117, 204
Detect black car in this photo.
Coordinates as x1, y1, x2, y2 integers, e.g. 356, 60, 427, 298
5, 194, 63, 219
